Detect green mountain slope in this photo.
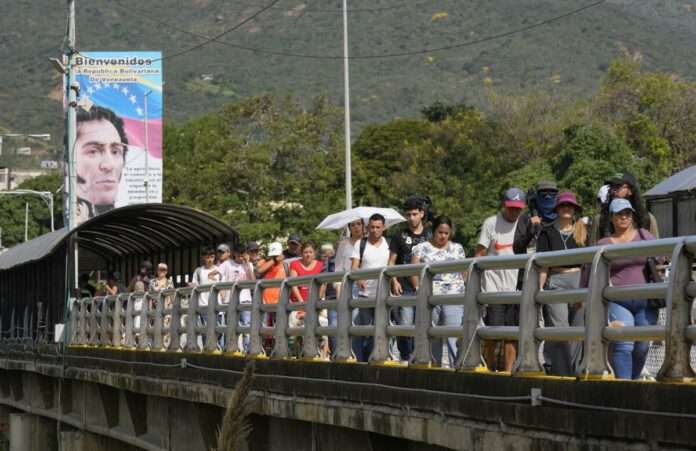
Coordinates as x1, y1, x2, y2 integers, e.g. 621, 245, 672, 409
1, 0, 695, 148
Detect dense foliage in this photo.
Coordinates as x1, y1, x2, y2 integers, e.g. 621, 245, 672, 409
2, 58, 693, 250
161, 58, 696, 252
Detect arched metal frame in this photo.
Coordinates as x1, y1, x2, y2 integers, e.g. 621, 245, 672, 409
0, 204, 238, 342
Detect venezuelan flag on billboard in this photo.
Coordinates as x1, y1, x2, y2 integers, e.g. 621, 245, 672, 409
70, 51, 162, 224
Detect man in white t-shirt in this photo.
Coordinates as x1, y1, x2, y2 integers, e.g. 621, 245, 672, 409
350, 213, 390, 362
475, 187, 525, 372
219, 244, 255, 351
191, 247, 222, 349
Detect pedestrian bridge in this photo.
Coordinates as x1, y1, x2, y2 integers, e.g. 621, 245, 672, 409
1, 226, 695, 450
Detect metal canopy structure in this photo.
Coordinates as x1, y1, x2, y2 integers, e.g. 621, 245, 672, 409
0, 203, 237, 272
73, 203, 236, 260
645, 165, 696, 238
0, 203, 238, 342
645, 165, 696, 198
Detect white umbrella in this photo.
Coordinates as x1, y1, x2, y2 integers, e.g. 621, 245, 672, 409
316, 206, 406, 230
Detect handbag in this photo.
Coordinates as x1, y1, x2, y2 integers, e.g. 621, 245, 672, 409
638, 229, 666, 309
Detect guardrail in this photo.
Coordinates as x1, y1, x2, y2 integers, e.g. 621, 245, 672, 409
3, 236, 696, 381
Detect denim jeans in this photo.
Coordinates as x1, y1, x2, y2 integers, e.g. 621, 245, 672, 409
608, 300, 658, 379
352, 306, 373, 362
431, 304, 464, 367
238, 310, 251, 353
396, 288, 416, 361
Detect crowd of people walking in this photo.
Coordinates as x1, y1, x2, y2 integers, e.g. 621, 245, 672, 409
80, 171, 664, 380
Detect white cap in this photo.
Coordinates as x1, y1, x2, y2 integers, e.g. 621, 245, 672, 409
597, 184, 610, 204
268, 242, 283, 257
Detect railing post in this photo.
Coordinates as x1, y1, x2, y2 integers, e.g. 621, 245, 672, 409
88, 297, 99, 346
77, 299, 88, 345
124, 294, 136, 348
333, 273, 354, 361
204, 284, 219, 353
272, 281, 291, 359
370, 270, 391, 363
185, 288, 200, 352
9, 308, 16, 342
456, 260, 483, 371
225, 284, 242, 355
23, 305, 30, 343
138, 293, 150, 350
248, 282, 265, 357
412, 266, 433, 367
169, 290, 182, 351
514, 255, 544, 375
100, 297, 111, 346
112, 294, 125, 347
302, 278, 321, 360
658, 240, 695, 381
153, 292, 164, 350
579, 247, 612, 379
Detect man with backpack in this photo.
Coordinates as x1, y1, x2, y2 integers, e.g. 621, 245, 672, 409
350, 213, 390, 362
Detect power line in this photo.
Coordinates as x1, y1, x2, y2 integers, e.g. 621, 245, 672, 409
153, 0, 284, 63
111, 0, 607, 60
228, 0, 440, 13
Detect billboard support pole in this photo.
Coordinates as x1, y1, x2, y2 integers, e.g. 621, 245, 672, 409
65, 0, 79, 293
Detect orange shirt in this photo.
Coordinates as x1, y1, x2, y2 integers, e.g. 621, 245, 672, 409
261, 260, 286, 304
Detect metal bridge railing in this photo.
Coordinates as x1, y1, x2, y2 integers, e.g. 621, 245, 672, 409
4, 236, 695, 381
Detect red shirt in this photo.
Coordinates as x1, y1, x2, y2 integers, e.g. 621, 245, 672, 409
289, 259, 323, 302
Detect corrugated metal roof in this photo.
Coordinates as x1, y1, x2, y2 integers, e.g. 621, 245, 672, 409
645, 165, 696, 197
0, 228, 70, 270
0, 203, 237, 271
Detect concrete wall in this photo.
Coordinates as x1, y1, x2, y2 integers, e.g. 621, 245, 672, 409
1, 350, 696, 451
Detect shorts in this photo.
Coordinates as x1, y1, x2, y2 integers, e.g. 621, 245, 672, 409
485, 304, 519, 326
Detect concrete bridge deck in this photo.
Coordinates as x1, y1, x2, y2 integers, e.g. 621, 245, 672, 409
1, 347, 696, 451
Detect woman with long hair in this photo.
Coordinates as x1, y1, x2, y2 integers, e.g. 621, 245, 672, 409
410, 215, 466, 367
537, 192, 587, 375
598, 198, 658, 379
594, 172, 659, 244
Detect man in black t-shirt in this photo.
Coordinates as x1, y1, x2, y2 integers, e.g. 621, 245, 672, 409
389, 197, 432, 361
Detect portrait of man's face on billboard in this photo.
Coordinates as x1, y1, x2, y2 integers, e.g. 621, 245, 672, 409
75, 106, 128, 221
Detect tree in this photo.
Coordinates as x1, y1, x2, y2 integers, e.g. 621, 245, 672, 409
0, 173, 63, 247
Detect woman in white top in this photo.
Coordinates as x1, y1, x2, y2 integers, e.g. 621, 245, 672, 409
411, 215, 466, 368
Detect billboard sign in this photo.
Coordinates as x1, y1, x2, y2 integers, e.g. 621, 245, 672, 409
70, 51, 163, 224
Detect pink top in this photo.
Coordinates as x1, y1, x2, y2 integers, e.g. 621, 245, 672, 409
289, 259, 323, 302
598, 229, 654, 287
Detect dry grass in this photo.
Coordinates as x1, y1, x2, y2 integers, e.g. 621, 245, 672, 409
213, 361, 255, 451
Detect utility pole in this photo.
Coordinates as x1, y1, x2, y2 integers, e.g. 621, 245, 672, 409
24, 202, 29, 242
0, 190, 55, 233
342, 0, 352, 210
66, 0, 78, 232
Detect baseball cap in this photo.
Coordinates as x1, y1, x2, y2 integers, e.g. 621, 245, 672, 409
268, 242, 283, 257
216, 243, 230, 253
288, 234, 301, 244
503, 187, 526, 209
609, 198, 635, 214
606, 171, 638, 188
246, 241, 260, 252
554, 191, 582, 211
537, 180, 558, 192
157, 263, 168, 271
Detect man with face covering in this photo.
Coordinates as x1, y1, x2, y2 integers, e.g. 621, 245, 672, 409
513, 181, 559, 255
